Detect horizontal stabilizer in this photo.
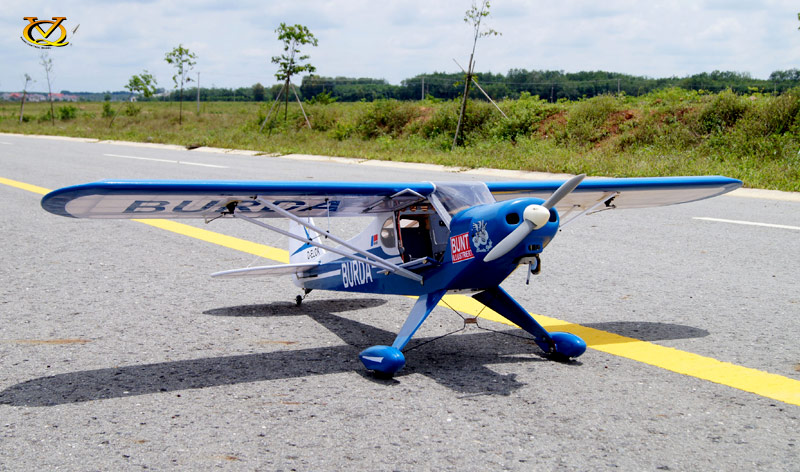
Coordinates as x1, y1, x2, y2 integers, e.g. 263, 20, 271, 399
211, 262, 318, 278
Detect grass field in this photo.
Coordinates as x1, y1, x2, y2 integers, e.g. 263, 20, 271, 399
2, 88, 799, 191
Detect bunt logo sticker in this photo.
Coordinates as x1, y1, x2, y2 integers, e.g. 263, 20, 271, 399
450, 232, 474, 263
22, 17, 70, 48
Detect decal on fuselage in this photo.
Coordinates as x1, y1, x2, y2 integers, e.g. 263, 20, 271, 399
450, 232, 474, 263
122, 199, 341, 214
341, 260, 374, 288
471, 220, 493, 253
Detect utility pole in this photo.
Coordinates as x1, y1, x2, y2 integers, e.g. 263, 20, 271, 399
421, 77, 424, 100
196, 72, 200, 113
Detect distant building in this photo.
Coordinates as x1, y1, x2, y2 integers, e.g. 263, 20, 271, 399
48, 93, 79, 102
0, 92, 60, 102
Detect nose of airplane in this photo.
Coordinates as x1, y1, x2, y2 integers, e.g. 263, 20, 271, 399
483, 173, 585, 262
523, 204, 551, 229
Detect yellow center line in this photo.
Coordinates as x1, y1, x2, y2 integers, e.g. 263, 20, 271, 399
137, 219, 289, 262
0, 176, 52, 195
4, 176, 800, 406
0, 176, 290, 262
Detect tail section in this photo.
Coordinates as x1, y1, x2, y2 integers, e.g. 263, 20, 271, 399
289, 218, 326, 264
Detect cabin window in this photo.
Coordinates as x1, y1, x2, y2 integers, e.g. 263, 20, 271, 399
380, 217, 396, 248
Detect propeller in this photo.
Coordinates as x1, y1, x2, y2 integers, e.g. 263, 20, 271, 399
483, 174, 585, 263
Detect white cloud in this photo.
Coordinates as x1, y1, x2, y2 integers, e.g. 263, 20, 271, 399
1, 0, 799, 92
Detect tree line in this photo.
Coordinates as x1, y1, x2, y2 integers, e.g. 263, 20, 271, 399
46, 68, 800, 104
138, 69, 800, 103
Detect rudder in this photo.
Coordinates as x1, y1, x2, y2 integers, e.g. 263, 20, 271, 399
289, 218, 326, 263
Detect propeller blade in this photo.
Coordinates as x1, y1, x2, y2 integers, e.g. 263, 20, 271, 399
484, 204, 551, 262
482, 175, 585, 263
484, 219, 533, 262
542, 173, 585, 209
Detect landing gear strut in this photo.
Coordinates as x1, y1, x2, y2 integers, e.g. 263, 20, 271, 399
295, 289, 313, 306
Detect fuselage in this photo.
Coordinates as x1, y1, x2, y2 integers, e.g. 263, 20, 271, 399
295, 198, 560, 296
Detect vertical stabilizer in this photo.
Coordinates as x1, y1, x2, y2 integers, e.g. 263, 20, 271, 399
289, 218, 326, 263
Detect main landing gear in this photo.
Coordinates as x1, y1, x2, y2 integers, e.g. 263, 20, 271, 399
358, 286, 586, 377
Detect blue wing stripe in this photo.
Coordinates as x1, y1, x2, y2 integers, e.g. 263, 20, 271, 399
487, 176, 741, 194
41, 180, 437, 218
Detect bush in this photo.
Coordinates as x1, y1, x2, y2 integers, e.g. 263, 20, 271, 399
123, 102, 142, 117
102, 101, 114, 118
57, 105, 77, 120
698, 89, 748, 133
306, 91, 337, 105
329, 122, 355, 141
489, 92, 556, 141
564, 94, 621, 145
416, 99, 497, 142
415, 100, 460, 138
37, 109, 53, 122
739, 88, 800, 137
302, 105, 340, 132
355, 100, 420, 138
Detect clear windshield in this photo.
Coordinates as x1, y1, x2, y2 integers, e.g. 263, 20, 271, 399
431, 182, 495, 216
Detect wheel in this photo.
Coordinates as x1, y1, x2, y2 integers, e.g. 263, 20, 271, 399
295, 295, 303, 306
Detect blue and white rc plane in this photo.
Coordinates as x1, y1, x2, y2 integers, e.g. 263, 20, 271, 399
42, 175, 741, 376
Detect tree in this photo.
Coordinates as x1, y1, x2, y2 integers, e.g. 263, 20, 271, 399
110, 71, 158, 126
39, 52, 55, 126
271, 23, 318, 120
252, 82, 265, 102
19, 74, 34, 123
126, 70, 158, 98
164, 44, 197, 125
453, 0, 500, 149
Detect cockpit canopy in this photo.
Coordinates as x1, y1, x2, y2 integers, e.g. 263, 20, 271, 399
430, 181, 495, 220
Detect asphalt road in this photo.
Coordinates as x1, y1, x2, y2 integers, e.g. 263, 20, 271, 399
1, 133, 798, 471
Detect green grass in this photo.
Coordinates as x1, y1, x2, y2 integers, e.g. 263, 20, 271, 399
2, 88, 798, 191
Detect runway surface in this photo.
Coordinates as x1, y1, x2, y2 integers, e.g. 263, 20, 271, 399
1, 133, 798, 470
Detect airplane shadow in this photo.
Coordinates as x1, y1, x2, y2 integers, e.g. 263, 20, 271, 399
202, 298, 389, 318
0, 300, 709, 407
584, 321, 709, 342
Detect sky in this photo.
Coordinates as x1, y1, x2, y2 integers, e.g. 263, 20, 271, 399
2, 1, 800, 93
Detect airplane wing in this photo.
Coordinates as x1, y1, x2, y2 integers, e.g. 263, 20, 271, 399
41, 180, 437, 219
487, 176, 742, 217
41, 176, 742, 221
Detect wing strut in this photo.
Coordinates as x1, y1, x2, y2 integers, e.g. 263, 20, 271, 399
232, 201, 423, 284
559, 191, 619, 228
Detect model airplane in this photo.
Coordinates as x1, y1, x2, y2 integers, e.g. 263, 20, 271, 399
41, 175, 741, 376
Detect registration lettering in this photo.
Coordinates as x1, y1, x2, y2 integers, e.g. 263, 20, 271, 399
341, 260, 374, 288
